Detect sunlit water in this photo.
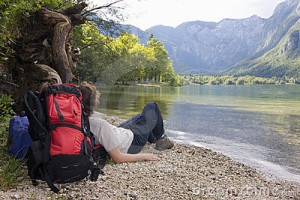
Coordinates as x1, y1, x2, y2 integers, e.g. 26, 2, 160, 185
96, 84, 300, 183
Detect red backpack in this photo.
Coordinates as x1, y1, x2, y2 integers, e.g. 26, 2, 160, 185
24, 84, 107, 193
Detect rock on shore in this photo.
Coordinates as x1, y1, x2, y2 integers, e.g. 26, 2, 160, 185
1, 115, 299, 199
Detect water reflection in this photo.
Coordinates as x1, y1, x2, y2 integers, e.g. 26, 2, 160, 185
105, 85, 125, 110
96, 85, 177, 119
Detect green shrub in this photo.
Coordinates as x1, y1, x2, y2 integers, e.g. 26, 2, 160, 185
224, 79, 236, 85
0, 94, 15, 139
236, 77, 245, 85
0, 94, 25, 190
0, 151, 25, 190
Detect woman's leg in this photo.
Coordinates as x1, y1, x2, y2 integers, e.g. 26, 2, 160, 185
119, 102, 165, 154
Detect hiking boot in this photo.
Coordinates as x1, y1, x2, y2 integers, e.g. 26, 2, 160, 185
155, 135, 174, 151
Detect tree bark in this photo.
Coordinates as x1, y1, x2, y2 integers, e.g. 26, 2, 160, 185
41, 8, 73, 83
9, 3, 88, 112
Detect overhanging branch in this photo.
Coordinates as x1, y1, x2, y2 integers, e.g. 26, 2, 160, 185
81, 0, 125, 16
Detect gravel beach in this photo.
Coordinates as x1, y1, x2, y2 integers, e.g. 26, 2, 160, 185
1, 116, 299, 200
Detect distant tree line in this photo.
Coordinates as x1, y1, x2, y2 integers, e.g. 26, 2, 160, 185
186, 75, 300, 85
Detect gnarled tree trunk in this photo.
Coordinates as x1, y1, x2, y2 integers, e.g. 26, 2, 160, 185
9, 3, 87, 112
42, 8, 73, 83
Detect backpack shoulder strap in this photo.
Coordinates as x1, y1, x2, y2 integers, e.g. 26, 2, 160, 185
23, 90, 48, 136
44, 171, 59, 193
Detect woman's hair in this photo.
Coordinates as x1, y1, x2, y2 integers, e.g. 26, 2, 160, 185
79, 81, 100, 116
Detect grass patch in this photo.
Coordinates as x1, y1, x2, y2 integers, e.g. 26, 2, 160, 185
0, 94, 26, 191
0, 150, 26, 191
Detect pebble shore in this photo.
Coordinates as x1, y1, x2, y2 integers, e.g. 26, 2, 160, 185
1, 116, 299, 199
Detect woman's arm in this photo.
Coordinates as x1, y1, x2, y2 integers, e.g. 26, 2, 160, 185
108, 148, 160, 163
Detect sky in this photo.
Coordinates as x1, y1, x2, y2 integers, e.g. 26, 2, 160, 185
93, 0, 286, 30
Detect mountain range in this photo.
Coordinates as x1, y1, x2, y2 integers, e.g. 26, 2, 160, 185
125, 0, 300, 77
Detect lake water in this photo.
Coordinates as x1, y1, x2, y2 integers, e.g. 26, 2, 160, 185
96, 84, 300, 183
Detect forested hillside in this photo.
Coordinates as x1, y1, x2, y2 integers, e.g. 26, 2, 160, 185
128, 0, 300, 78
227, 0, 300, 78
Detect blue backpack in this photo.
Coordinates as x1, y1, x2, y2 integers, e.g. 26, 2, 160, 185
7, 115, 32, 159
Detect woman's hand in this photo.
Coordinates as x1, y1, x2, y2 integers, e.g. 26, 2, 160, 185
108, 148, 160, 163
142, 153, 160, 161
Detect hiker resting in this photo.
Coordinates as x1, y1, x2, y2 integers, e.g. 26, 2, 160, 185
79, 81, 174, 163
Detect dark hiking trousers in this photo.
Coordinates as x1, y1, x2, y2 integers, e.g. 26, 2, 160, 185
119, 102, 165, 154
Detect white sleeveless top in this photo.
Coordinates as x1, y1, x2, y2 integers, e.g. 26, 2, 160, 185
89, 112, 133, 153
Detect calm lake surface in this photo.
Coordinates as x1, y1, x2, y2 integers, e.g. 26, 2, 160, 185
96, 84, 300, 182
